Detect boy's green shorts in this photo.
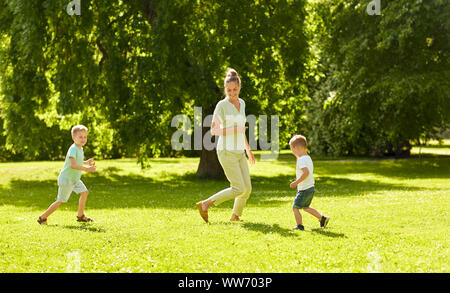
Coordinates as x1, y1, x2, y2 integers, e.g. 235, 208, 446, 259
57, 177, 88, 203
293, 186, 315, 209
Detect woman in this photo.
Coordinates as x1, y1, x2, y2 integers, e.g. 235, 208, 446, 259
196, 68, 255, 222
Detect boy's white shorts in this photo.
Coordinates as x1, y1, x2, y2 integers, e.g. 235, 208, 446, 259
57, 177, 88, 203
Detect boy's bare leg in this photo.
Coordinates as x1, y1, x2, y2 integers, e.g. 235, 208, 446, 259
77, 191, 89, 217
303, 207, 322, 221
40, 201, 64, 219
293, 207, 303, 226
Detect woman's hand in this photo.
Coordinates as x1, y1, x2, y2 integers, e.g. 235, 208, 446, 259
246, 149, 255, 164
235, 126, 248, 134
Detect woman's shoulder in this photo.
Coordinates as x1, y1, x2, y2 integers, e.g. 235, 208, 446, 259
215, 97, 228, 106
215, 97, 245, 108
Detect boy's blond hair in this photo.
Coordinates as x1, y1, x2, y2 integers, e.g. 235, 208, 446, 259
71, 125, 88, 136
289, 134, 307, 149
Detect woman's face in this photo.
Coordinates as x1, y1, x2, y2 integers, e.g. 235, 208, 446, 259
225, 82, 240, 100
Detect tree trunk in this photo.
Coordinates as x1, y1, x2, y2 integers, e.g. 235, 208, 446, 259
196, 106, 225, 179
183, 61, 224, 179
196, 144, 225, 179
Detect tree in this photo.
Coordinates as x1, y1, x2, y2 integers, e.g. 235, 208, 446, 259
306, 0, 450, 157
0, 0, 121, 160
0, 0, 311, 176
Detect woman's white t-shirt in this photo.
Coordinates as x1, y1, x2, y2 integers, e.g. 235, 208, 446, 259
213, 98, 246, 154
296, 155, 315, 191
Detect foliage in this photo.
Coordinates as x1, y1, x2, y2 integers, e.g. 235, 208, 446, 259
0, 0, 310, 162
2, 0, 447, 161
306, 0, 450, 156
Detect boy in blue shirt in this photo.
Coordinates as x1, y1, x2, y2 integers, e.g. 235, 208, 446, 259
289, 135, 329, 230
37, 125, 96, 225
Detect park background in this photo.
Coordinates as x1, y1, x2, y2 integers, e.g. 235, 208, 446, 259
0, 0, 449, 272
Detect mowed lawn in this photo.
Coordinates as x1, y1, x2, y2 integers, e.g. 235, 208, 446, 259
0, 150, 449, 273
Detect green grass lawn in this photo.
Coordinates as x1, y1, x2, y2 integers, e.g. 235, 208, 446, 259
0, 151, 449, 273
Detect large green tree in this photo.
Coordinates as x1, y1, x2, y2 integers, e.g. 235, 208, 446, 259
306, 0, 450, 156
0, 0, 310, 177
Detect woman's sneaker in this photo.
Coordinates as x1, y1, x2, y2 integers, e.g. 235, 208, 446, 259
292, 224, 304, 231
320, 216, 330, 228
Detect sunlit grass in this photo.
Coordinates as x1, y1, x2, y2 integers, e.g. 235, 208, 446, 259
0, 152, 449, 272
411, 139, 450, 156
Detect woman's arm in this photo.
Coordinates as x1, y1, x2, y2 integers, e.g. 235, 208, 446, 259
210, 114, 254, 164
210, 115, 246, 136
244, 133, 255, 164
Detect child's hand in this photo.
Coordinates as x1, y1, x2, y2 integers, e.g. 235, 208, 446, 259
87, 165, 96, 173
87, 158, 95, 166
290, 181, 297, 189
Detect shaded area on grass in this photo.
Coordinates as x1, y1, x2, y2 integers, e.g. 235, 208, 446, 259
268, 150, 450, 162
272, 154, 450, 179
311, 228, 346, 238
40, 223, 107, 233
0, 158, 447, 213
240, 222, 297, 238
0, 173, 429, 211
317, 160, 449, 179
60, 224, 107, 233
213, 221, 347, 239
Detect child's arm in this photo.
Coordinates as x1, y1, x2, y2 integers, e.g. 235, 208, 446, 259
290, 167, 309, 188
83, 158, 95, 165
69, 157, 96, 172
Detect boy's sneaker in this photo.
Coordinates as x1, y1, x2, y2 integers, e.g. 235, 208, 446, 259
320, 216, 330, 228
292, 224, 304, 231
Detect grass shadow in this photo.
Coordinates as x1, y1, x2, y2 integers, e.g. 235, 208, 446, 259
60, 224, 106, 233
270, 153, 450, 179
316, 158, 450, 179
0, 158, 442, 212
101, 166, 122, 175
249, 174, 427, 199
240, 222, 298, 238
310, 228, 346, 238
